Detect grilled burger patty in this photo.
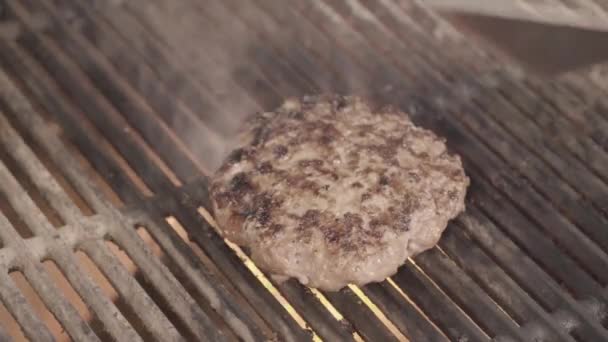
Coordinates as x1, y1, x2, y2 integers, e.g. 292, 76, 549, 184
210, 95, 469, 291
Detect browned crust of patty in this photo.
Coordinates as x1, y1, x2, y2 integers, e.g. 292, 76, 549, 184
210, 95, 468, 257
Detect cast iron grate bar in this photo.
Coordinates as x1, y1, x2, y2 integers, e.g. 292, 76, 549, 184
3, 63, 274, 340
0, 42, 312, 342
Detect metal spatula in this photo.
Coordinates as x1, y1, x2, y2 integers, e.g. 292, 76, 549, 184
426, 0, 608, 76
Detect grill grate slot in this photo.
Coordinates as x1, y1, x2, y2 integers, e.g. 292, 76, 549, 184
499, 79, 608, 185
161, 216, 277, 341
0, 146, 65, 228
455, 211, 608, 341
42, 259, 112, 341
323, 287, 401, 342
0, 302, 19, 342
441, 227, 571, 336
0, 106, 97, 217
393, 262, 490, 341
451, 99, 608, 274
9, 270, 85, 342
35, 0, 208, 182
0, 270, 55, 342
274, 282, 358, 341
0, 191, 33, 240
362, 280, 450, 342
415, 248, 528, 340
75, 249, 152, 342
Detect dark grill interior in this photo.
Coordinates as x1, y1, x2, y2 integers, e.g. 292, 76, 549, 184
0, 0, 608, 341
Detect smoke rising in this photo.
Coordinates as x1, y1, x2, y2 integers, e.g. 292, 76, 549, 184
127, 0, 499, 176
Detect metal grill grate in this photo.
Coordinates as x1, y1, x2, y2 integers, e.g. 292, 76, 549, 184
0, 0, 608, 341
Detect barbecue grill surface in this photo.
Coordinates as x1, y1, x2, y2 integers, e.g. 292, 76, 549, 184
0, 0, 607, 341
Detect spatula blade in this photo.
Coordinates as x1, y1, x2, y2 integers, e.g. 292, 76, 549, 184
427, 1, 608, 76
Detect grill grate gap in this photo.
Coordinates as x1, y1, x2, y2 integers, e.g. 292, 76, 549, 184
494, 82, 608, 190
75, 249, 152, 341
454, 217, 559, 314
59, 109, 155, 199
384, 278, 452, 341
434, 243, 525, 325
0, 269, 54, 341
413, 248, 523, 340
136, 227, 164, 259
347, 285, 410, 341
443, 102, 608, 283
134, 225, 240, 341
162, 216, 277, 338
39, 261, 94, 323
39, 34, 190, 186
437, 232, 525, 326
0, 143, 65, 228
469, 91, 608, 227
0, 104, 96, 217
104, 238, 200, 341
8, 33, 162, 200
42, 259, 112, 341
472, 185, 595, 299
470, 91, 608, 249
0, 191, 33, 240
449, 121, 608, 289
59, 138, 124, 208
306, 287, 365, 341
456, 204, 608, 342
108, 222, 234, 341
527, 80, 608, 164
538, 81, 608, 136
165, 216, 228, 273
0, 297, 25, 341
9, 270, 69, 342
307, 288, 344, 321
0, 39, 152, 202
35, 2, 198, 184
41, 0, 228, 178
394, 260, 490, 341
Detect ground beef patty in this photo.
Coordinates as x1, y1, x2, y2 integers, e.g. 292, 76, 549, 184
210, 95, 469, 291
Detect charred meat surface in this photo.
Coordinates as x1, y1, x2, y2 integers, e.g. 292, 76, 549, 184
210, 95, 469, 291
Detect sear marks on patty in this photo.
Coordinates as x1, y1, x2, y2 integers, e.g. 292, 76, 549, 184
210, 95, 469, 291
